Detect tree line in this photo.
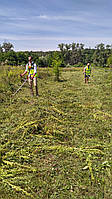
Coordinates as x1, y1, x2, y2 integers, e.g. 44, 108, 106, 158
0, 42, 112, 67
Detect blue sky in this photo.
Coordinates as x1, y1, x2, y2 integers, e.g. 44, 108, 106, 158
0, 0, 112, 51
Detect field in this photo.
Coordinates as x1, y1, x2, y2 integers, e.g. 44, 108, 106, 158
0, 66, 112, 199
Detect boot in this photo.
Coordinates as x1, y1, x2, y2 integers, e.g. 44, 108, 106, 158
35, 86, 38, 96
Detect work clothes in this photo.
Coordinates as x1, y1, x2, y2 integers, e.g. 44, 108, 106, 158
25, 61, 38, 96
84, 65, 91, 76
25, 62, 37, 78
28, 76, 37, 87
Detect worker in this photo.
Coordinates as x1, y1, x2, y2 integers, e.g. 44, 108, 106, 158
20, 56, 38, 96
83, 63, 91, 84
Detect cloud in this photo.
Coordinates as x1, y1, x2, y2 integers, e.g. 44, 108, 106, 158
0, 34, 112, 43
36, 14, 87, 23
0, 10, 111, 31
33, 14, 112, 28
9, 17, 27, 21
0, 7, 16, 17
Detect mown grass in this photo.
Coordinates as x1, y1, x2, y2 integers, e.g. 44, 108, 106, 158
0, 65, 112, 199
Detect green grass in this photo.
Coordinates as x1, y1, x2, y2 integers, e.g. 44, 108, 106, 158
0, 66, 112, 199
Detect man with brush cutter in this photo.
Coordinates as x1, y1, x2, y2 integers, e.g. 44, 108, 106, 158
20, 56, 38, 96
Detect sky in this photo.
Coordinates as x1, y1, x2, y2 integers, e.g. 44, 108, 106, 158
0, 0, 112, 51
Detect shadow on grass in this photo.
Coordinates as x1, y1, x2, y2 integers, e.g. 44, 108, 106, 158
58, 79, 67, 82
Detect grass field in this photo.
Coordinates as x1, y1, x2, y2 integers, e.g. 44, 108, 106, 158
0, 66, 112, 199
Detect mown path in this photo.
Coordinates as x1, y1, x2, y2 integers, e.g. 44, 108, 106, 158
0, 67, 112, 199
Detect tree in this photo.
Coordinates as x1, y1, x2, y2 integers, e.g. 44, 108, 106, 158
58, 43, 65, 52
0, 44, 3, 52
105, 45, 111, 60
51, 52, 62, 81
107, 55, 112, 67
6, 51, 17, 65
64, 44, 71, 65
83, 48, 95, 65
92, 43, 106, 67
58, 43, 65, 63
16, 52, 28, 65
70, 43, 84, 65
2, 42, 14, 52
38, 56, 48, 67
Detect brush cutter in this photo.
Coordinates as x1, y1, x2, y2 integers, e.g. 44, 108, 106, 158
12, 79, 27, 96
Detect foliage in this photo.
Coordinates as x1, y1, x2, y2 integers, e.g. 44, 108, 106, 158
51, 52, 62, 81
2, 42, 14, 52
107, 55, 112, 67
0, 42, 112, 67
58, 43, 112, 67
38, 55, 49, 67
